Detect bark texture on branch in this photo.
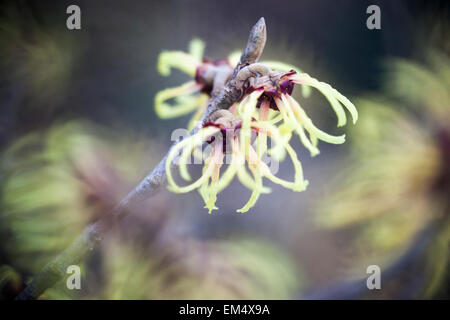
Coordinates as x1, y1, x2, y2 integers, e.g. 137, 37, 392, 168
16, 17, 267, 300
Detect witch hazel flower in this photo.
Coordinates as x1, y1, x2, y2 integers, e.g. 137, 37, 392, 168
166, 97, 308, 213
238, 67, 358, 157
155, 39, 235, 129
155, 39, 312, 130
159, 37, 357, 213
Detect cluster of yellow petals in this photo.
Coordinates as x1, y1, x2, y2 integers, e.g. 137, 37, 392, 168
155, 39, 312, 130
166, 90, 309, 213
158, 39, 358, 213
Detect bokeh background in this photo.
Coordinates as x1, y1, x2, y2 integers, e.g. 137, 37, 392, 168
0, 0, 449, 299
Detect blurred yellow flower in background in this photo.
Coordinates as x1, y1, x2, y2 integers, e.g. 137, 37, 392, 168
0, 121, 304, 300
99, 236, 302, 300
315, 50, 450, 298
0, 5, 81, 110
0, 121, 156, 298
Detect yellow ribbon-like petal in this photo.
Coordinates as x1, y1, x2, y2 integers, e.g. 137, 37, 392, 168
284, 94, 346, 145
166, 126, 220, 193
155, 81, 205, 119
188, 38, 205, 61
290, 73, 358, 127
157, 51, 200, 77
276, 96, 320, 156
237, 158, 263, 213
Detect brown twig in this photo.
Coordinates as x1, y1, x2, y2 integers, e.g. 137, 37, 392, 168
15, 17, 267, 300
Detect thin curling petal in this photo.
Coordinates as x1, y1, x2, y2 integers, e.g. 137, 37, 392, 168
202, 143, 224, 213
283, 144, 309, 191
284, 95, 346, 145
290, 73, 358, 126
233, 138, 271, 194
256, 101, 270, 158
237, 157, 263, 213
239, 90, 264, 156
178, 130, 207, 181
188, 38, 206, 61
237, 158, 271, 194
155, 81, 204, 119
236, 179, 261, 212
166, 127, 220, 193
294, 74, 347, 127
211, 139, 243, 194
213, 159, 238, 194
198, 159, 216, 211
251, 121, 287, 161
203, 136, 271, 214
199, 184, 216, 212
249, 142, 307, 192
333, 88, 359, 124
266, 111, 284, 125
237, 94, 251, 118
251, 122, 308, 188
169, 154, 213, 193
259, 99, 271, 121
238, 90, 263, 123
157, 51, 201, 76
275, 97, 320, 156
